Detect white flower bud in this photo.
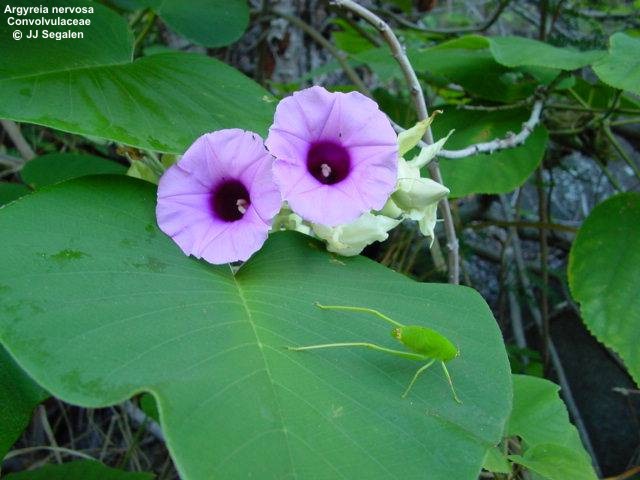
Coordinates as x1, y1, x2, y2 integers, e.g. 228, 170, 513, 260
312, 213, 401, 256
396, 111, 443, 156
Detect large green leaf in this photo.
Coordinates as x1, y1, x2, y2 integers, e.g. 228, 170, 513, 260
0, 1, 133, 79
4, 461, 153, 480
0, 346, 48, 459
0, 183, 30, 206
354, 36, 539, 102
499, 375, 597, 480
409, 36, 538, 102
142, 0, 249, 48
21, 154, 126, 189
568, 192, 640, 385
508, 375, 589, 453
593, 33, 640, 95
0, 177, 512, 480
0, 52, 275, 153
432, 107, 549, 197
508, 444, 596, 480
0, 1, 275, 152
489, 37, 604, 70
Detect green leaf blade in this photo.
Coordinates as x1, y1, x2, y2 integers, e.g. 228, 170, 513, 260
0, 1, 274, 152
150, 0, 249, 48
504, 375, 597, 480
0, 53, 275, 153
489, 36, 604, 70
0, 183, 31, 206
21, 153, 126, 189
568, 192, 640, 385
0, 346, 48, 459
593, 33, 640, 95
0, 177, 512, 479
0, 0, 133, 79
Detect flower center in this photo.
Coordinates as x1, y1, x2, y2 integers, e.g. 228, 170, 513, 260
212, 179, 251, 222
307, 140, 351, 185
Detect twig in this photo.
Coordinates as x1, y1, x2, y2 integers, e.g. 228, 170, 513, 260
1, 120, 36, 161
572, 8, 640, 20
546, 104, 640, 115
439, 101, 544, 158
535, 0, 550, 367
604, 465, 640, 480
511, 2, 574, 40
0, 153, 22, 168
122, 400, 164, 442
375, 0, 511, 34
128, 8, 147, 27
535, 167, 551, 370
392, 100, 543, 160
133, 10, 156, 54
602, 123, 640, 182
610, 117, 640, 127
468, 219, 578, 234
269, 10, 371, 96
455, 98, 532, 111
502, 190, 528, 353
38, 405, 62, 464
3, 446, 96, 462
332, 0, 459, 284
333, 9, 382, 47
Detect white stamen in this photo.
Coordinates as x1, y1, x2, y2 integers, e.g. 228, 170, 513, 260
236, 199, 248, 214
320, 163, 332, 178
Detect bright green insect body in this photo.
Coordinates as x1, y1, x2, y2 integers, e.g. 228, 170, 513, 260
288, 303, 462, 403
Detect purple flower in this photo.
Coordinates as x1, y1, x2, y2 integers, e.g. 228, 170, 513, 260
266, 86, 398, 226
156, 129, 281, 264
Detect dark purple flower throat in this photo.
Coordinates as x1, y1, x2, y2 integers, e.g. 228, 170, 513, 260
306, 140, 351, 185
212, 179, 251, 222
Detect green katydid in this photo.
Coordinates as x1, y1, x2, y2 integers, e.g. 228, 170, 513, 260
287, 302, 462, 403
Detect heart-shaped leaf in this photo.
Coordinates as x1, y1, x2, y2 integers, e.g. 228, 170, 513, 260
489, 36, 604, 70
568, 192, 640, 385
0, 177, 512, 479
143, 0, 249, 48
0, 184, 30, 206
593, 33, 640, 96
0, 1, 275, 152
21, 154, 126, 189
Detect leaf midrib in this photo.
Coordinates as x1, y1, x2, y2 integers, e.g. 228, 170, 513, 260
231, 272, 297, 477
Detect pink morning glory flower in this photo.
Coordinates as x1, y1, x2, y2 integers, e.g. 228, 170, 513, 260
156, 129, 281, 264
266, 86, 398, 227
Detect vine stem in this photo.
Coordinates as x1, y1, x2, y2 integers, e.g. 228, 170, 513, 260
1, 120, 36, 161
374, 0, 511, 35
268, 10, 371, 96
439, 101, 544, 158
392, 100, 543, 161
331, 0, 460, 284
499, 195, 601, 475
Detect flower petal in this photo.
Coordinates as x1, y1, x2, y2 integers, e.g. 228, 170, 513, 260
157, 129, 281, 265
267, 86, 398, 227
